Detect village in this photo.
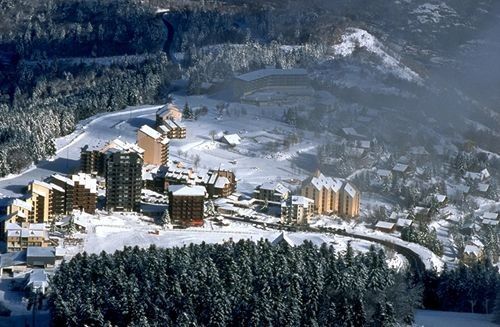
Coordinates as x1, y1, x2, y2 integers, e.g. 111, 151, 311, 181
0, 67, 497, 320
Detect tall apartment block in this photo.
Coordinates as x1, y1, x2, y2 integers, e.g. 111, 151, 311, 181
301, 171, 343, 215
104, 141, 144, 212
168, 185, 206, 227
137, 125, 169, 166
49, 173, 97, 214
301, 171, 361, 218
80, 145, 106, 176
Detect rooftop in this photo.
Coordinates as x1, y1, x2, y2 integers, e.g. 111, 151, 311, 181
139, 124, 163, 140
169, 185, 206, 197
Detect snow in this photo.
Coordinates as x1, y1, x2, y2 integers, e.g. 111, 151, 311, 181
331, 28, 422, 83
414, 310, 496, 327
411, 3, 458, 24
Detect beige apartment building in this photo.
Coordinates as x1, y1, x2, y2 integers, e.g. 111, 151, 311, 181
5, 223, 50, 252
301, 171, 343, 215
301, 171, 361, 218
339, 181, 361, 218
137, 125, 169, 166
156, 104, 183, 125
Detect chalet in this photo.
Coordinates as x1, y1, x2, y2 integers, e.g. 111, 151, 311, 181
375, 221, 396, 233
220, 134, 241, 147
392, 163, 410, 175
156, 104, 182, 126
396, 218, 413, 230
483, 212, 498, 220
476, 183, 490, 194
201, 169, 237, 198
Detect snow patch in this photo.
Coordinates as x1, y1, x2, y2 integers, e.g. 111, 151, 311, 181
331, 28, 422, 83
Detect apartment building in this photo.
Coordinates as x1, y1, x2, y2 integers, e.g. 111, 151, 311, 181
168, 185, 206, 227
339, 181, 361, 218
5, 223, 50, 252
105, 146, 144, 212
157, 119, 186, 139
80, 145, 106, 176
254, 181, 290, 203
281, 195, 314, 225
137, 125, 169, 166
301, 171, 361, 218
156, 104, 182, 126
49, 173, 97, 214
301, 171, 343, 215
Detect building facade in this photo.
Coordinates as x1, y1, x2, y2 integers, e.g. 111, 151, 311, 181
254, 181, 290, 203
281, 196, 314, 225
168, 185, 206, 227
301, 171, 361, 218
157, 119, 186, 139
106, 150, 143, 212
5, 223, 50, 252
137, 125, 169, 166
339, 181, 361, 218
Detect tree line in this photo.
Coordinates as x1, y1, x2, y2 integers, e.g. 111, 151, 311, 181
50, 241, 421, 326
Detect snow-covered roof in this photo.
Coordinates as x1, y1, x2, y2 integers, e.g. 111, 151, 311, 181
156, 104, 181, 118
31, 180, 54, 191
303, 171, 343, 192
464, 245, 482, 257
169, 185, 206, 197
483, 212, 498, 220
102, 138, 145, 155
392, 163, 409, 173
434, 194, 447, 203
49, 183, 65, 193
26, 246, 55, 258
72, 173, 97, 194
342, 127, 360, 137
396, 218, 413, 228
481, 168, 490, 179
258, 181, 290, 194
221, 134, 241, 146
375, 221, 395, 230
286, 195, 314, 207
271, 231, 296, 247
51, 173, 74, 186
358, 140, 371, 149
377, 169, 392, 178
214, 177, 230, 189
27, 268, 49, 292
477, 183, 490, 193
482, 219, 499, 226
10, 198, 32, 211
139, 125, 162, 140
342, 181, 358, 198
235, 68, 307, 82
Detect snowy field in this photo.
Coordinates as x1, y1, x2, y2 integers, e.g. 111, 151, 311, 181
414, 310, 496, 327
60, 211, 408, 271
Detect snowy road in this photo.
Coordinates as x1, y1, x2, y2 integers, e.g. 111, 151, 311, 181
0, 105, 162, 198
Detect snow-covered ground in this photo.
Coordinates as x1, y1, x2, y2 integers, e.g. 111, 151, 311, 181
414, 309, 496, 327
59, 211, 408, 271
